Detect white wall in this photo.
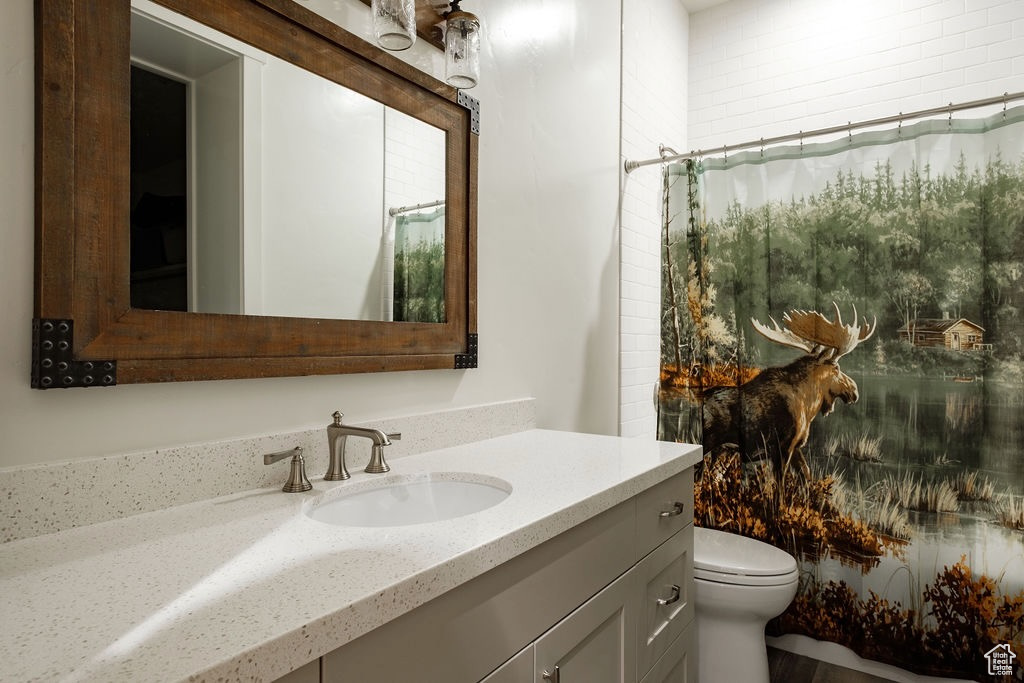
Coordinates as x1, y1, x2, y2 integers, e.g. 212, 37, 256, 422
619, 0, 691, 438
194, 58, 244, 315
260, 56, 386, 320
688, 0, 1024, 151
0, 0, 623, 469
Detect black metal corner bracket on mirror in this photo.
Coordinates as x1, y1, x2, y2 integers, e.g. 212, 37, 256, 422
454, 333, 478, 369
32, 319, 117, 389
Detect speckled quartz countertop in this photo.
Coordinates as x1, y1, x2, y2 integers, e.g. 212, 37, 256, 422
1, 429, 701, 683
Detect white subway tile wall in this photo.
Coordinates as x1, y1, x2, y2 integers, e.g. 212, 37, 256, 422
687, 0, 1024, 151
619, 0, 691, 438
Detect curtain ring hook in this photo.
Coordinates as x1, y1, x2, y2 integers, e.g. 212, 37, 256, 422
848, 121, 852, 144
723, 143, 728, 162
799, 131, 803, 153
1004, 92, 1008, 119
897, 113, 902, 136
759, 137, 764, 158
948, 102, 953, 127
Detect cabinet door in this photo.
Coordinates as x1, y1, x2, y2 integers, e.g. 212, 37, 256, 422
637, 526, 694, 678
534, 567, 638, 683
639, 622, 695, 683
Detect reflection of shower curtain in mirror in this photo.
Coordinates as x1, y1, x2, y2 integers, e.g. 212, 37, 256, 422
659, 106, 1024, 679
393, 207, 445, 323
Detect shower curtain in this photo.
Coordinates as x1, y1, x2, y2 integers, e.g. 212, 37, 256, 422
659, 106, 1024, 680
393, 206, 445, 323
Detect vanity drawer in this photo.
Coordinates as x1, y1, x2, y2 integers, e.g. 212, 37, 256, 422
636, 525, 694, 679
635, 469, 693, 558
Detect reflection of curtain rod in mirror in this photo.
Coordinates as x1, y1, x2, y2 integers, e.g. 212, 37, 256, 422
389, 199, 445, 216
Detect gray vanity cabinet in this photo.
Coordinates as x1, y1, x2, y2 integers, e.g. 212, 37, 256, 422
313, 468, 695, 683
480, 476, 696, 683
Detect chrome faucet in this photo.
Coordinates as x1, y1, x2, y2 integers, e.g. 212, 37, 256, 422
325, 411, 401, 480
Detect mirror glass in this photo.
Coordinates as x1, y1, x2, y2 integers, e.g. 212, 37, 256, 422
129, 1, 447, 322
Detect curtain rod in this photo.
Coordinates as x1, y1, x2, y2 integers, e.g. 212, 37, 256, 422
388, 199, 445, 217
624, 90, 1024, 173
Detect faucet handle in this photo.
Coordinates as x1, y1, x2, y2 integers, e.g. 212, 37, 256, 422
364, 432, 403, 475
365, 444, 391, 474
365, 432, 401, 474
264, 446, 313, 493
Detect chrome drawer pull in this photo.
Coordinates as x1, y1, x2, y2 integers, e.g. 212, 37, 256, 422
542, 665, 561, 682
657, 584, 681, 606
658, 502, 686, 518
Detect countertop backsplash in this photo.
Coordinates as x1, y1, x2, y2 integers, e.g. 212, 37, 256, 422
0, 398, 535, 543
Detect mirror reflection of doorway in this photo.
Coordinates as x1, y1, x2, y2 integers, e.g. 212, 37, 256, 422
131, 3, 246, 316
130, 65, 188, 311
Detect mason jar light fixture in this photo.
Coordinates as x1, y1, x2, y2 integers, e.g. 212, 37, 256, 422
444, 0, 480, 89
372, 0, 416, 51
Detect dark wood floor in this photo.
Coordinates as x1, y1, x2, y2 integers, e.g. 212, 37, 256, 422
768, 647, 895, 683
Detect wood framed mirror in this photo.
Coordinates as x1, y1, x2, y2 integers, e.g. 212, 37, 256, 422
33, 0, 478, 388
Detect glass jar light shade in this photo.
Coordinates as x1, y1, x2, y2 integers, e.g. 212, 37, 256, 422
445, 11, 480, 89
372, 0, 416, 51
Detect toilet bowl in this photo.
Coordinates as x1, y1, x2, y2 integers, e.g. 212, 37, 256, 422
693, 526, 798, 683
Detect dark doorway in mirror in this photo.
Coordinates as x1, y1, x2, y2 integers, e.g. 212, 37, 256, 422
130, 65, 188, 312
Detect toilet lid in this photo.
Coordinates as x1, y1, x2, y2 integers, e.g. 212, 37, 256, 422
694, 526, 797, 586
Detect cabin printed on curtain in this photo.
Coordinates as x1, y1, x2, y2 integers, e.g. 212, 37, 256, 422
898, 317, 989, 352
659, 107, 1024, 680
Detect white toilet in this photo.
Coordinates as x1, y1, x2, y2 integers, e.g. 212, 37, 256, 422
693, 526, 799, 683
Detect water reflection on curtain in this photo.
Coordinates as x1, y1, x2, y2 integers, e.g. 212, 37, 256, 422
393, 206, 445, 323
659, 106, 1024, 679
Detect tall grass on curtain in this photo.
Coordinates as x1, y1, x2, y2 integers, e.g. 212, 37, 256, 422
393, 206, 445, 323
659, 107, 1024, 680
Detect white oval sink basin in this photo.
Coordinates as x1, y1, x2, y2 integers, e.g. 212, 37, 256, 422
307, 473, 512, 527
